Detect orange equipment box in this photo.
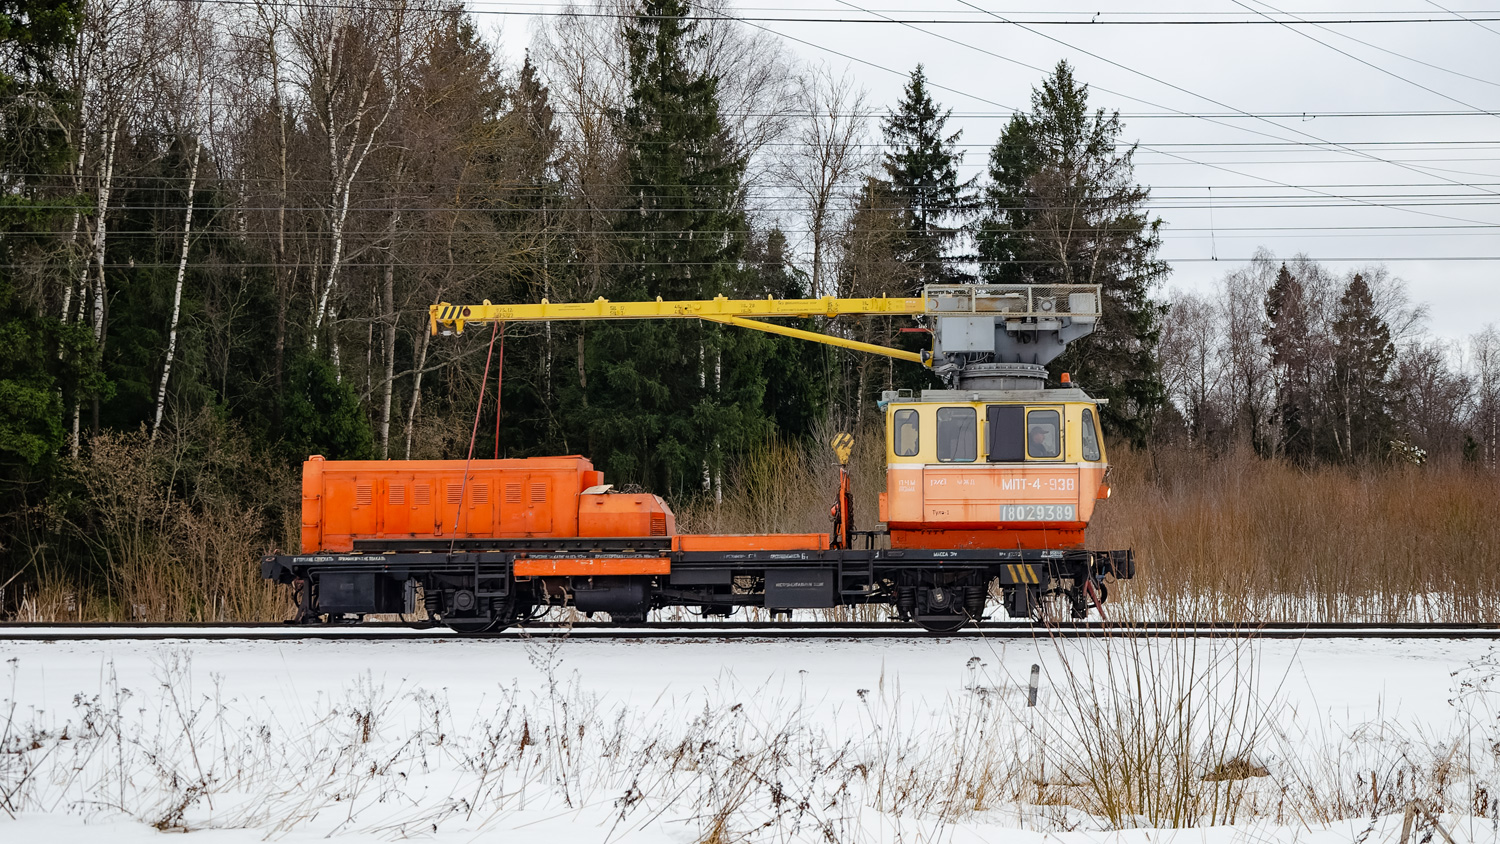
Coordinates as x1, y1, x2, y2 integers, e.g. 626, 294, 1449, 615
300, 455, 675, 553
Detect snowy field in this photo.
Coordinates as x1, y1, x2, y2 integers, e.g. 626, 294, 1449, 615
4, 632, 1500, 842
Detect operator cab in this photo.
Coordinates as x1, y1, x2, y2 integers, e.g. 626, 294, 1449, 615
877, 386, 1109, 551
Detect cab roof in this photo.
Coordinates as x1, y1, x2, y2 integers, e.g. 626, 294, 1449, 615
888, 387, 1099, 405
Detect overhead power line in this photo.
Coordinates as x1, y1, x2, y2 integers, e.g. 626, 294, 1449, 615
805, 0, 1500, 228
178, 0, 1500, 25
1239, 0, 1500, 89
1428, 0, 1500, 35
1232, 0, 1500, 113
944, 0, 1500, 193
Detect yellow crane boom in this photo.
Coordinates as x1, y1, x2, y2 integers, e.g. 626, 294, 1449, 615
428, 284, 1105, 369
430, 293, 932, 365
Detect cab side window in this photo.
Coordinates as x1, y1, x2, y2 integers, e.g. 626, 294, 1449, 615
936, 407, 977, 462
1081, 408, 1102, 462
1026, 409, 1061, 459
892, 409, 920, 457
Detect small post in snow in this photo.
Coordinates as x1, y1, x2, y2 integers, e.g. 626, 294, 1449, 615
1027, 664, 1040, 707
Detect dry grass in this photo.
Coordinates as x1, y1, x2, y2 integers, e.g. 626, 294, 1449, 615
9, 420, 1496, 623
1093, 446, 1500, 622
1030, 629, 1282, 828
675, 424, 889, 537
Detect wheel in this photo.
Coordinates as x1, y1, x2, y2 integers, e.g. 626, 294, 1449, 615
441, 616, 507, 635
913, 612, 971, 634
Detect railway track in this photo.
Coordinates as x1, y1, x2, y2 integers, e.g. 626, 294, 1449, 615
3, 621, 1500, 640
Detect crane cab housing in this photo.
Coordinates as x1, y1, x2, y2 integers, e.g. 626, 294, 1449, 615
879, 387, 1109, 550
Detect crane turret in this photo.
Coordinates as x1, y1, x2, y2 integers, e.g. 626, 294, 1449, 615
924, 284, 1101, 390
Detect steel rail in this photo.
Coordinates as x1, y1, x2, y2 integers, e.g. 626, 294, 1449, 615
4, 621, 1500, 641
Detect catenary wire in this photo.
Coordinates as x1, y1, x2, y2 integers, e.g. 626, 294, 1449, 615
944, 0, 1500, 192
772, 0, 1500, 231
1233, 0, 1500, 112
1237, 0, 1500, 89
1428, 0, 1500, 35
149, 0, 1500, 25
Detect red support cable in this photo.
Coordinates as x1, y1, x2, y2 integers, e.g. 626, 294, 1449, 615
494, 323, 505, 459
451, 320, 500, 546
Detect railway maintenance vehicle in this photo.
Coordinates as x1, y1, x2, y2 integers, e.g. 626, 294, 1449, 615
261, 283, 1134, 632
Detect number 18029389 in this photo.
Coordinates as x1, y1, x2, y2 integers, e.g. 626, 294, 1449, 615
999, 504, 1077, 521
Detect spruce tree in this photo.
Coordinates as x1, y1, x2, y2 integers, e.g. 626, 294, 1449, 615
1329, 274, 1395, 461
489, 51, 567, 457
0, 0, 106, 585
1264, 264, 1316, 461
748, 228, 827, 439
880, 65, 973, 290
975, 61, 1167, 444
579, 0, 767, 497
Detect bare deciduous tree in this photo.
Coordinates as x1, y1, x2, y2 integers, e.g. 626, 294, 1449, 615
279, 0, 427, 358
151, 0, 220, 440
779, 64, 871, 298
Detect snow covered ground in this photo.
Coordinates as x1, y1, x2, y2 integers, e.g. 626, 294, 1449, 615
4, 632, 1500, 842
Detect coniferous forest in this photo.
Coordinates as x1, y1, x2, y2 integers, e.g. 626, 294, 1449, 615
3, 0, 1499, 620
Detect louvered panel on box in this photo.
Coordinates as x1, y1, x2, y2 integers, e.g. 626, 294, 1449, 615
350, 482, 375, 535
383, 482, 409, 535
528, 479, 552, 532
412, 483, 434, 535
468, 481, 493, 536
505, 483, 523, 504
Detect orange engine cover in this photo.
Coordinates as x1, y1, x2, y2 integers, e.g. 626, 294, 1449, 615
578, 490, 676, 537
300, 455, 675, 553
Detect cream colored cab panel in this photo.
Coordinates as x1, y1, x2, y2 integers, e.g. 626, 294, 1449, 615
883, 398, 1108, 529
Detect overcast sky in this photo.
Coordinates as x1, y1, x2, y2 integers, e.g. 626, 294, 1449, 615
482, 1, 1499, 343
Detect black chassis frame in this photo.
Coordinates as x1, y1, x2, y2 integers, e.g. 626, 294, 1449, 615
262, 536, 1135, 626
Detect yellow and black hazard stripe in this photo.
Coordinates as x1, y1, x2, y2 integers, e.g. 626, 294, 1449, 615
1005, 564, 1041, 584
434, 304, 471, 322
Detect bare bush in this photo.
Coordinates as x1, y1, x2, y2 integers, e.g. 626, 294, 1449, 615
41, 414, 293, 622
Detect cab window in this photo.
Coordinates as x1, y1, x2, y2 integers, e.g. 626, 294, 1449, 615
892, 409, 920, 457
1081, 408, 1102, 462
936, 407, 977, 462
1026, 409, 1061, 459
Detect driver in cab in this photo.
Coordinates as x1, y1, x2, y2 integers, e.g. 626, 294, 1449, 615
1028, 422, 1058, 458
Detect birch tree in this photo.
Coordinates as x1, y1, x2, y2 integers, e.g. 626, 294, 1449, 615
60, 0, 166, 453
1470, 326, 1500, 465
150, 0, 219, 439
280, 0, 425, 355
